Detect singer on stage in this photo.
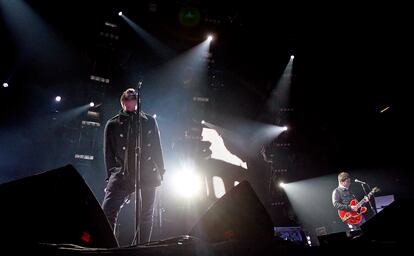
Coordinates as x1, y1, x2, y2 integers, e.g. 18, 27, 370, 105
102, 88, 166, 244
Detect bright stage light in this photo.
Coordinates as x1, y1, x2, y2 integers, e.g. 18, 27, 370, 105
89, 102, 95, 107
153, 114, 157, 118
2, 82, 8, 88
290, 55, 295, 59
173, 170, 202, 198
55, 96, 62, 102
207, 35, 213, 41
279, 182, 285, 188
283, 126, 288, 131
118, 11, 123, 16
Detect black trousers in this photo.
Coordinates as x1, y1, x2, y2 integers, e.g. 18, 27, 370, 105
102, 171, 157, 244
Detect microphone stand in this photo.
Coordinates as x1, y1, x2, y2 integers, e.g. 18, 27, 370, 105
132, 79, 143, 246
365, 182, 377, 215
260, 146, 274, 203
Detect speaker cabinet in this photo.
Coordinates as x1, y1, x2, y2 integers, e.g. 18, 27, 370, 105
189, 180, 274, 243
0, 164, 117, 248
360, 198, 412, 243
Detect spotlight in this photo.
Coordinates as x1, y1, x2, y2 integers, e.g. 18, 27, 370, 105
153, 114, 157, 118
207, 35, 213, 41
173, 170, 202, 198
282, 126, 288, 131
290, 55, 295, 60
201, 120, 205, 125
118, 11, 123, 16
55, 96, 62, 102
89, 102, 95, 107
2, 82, 8, 88
279, 182, 285, 188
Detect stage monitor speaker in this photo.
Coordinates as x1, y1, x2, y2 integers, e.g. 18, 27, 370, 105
360, 198, 412, 243
317, 231, 355, 246
0, 164, 118, 248
189, 180, 274, 243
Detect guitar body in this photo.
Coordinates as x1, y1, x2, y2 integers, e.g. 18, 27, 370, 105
338, 199, 367, 225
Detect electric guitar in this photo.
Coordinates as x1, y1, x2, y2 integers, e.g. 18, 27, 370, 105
338, 186, 380, 225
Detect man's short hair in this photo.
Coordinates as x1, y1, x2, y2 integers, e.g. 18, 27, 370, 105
338, 172, 350, 183
120, 88, 137, 106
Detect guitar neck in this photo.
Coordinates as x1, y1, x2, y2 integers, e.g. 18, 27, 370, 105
356, 198, 366, 208
356, 191, 374, 208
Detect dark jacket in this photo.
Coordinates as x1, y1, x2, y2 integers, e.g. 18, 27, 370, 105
104, 110, 165, 188
332, 186, 355, 211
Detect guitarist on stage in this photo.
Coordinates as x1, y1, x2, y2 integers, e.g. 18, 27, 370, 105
332, 172, 365, 231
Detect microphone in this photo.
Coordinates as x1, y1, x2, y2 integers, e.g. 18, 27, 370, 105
354, 179, 366, 184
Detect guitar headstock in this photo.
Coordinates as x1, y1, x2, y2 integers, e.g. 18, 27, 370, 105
367, 186, 380, 198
